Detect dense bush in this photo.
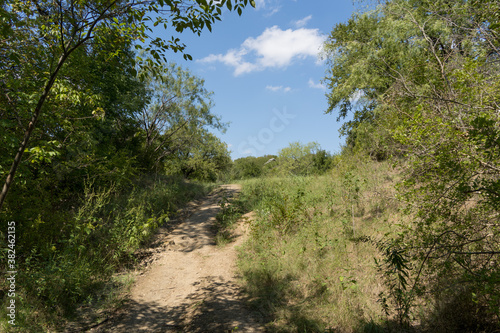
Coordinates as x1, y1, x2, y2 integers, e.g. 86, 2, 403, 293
324, 0, 500, 329
0, 175, 212, 331
231, 155, 277, 179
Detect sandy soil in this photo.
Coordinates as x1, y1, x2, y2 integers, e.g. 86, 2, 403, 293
90, 184, 264, 333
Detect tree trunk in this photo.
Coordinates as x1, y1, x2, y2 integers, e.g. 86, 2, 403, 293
0, 52, 68, 211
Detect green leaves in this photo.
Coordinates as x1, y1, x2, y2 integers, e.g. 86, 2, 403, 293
375, 240, 413, 327
0, 1, 254, 329
135, 60, 230, 177
325, 0, 500, 327
275, 141, 322, 176
25, 141, 61, 165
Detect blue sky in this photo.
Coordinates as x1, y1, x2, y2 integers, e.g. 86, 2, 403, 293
152, 0, 357, 159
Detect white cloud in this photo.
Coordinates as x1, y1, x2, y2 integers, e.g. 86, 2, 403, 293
201, 49, 258, 76
267, 6, 281, 16
199, 26, 326, 76
292, 15, 312, 28
254, 0, 266, 9
308, 78, 325, 90
241, 148, 254, 156
266, 85, 292, 93
253, 0, 281, 15
349, 90, 364, 104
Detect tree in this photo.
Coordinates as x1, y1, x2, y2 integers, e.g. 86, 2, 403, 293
232, 157, 262, 179
230, 155, 278, 179
172, 130, 232, 181
322, 3, 426, 158
311, 149, 333, 174
0, 0, 255, 210
324, 0, 500, 326
275, 142, 321, 176
136, 61, 225, 172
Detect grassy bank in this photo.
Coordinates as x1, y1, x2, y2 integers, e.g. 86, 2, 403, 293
237, 156, 403, 332
0, 175, 213, 332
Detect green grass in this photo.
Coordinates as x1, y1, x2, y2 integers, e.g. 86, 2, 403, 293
236, 156, 403, 332
0, 175, 213, 332
213, 188, 253, 246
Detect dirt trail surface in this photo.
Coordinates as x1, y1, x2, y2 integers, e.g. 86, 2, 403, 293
93, 184, 264, 333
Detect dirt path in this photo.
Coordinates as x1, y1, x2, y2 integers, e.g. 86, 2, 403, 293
92, 184, 264, 333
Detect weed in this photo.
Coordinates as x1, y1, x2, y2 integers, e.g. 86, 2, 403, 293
237, 160, 397, 332
214, 191, 250, 245
375, 241, 412, 328
0, 175, 212, 331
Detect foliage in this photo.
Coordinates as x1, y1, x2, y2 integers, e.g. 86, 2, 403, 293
261, 142, 335, 177
312, 149, 334, 174
274, 141, 320, 176
324, 0, 500, 329
230, 155, 277, 179
375, 241, 412, 328
229, 147, 334, 181
1, 41, 146, 231
238, 158, 399, 332
137, 61, 229, 175
0, 175, 211, 331
0, 0, 255, 209
0, 0, 252, 330
169, 130, 233, 182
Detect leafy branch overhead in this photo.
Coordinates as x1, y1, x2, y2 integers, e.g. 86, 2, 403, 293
323, 0, 500, 325
0, 0, 254, 210
0, 2, 247, 327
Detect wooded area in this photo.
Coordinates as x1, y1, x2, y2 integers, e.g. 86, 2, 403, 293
0, 0, 251, 330
323, 0, 500, 329
1, 0, 499, 331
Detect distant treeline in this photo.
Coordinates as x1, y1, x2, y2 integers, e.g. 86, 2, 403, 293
231, 142, 335, 179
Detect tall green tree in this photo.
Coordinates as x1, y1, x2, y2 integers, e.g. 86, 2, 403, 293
274, 141, 321, 176
136, 61, 226, 172
0, 0, 255, 210
232, 157, 262, 179
2, 39, 147, 260
324, 0, 500, 326
169, 129, 232, 181
230, 155, 278, 179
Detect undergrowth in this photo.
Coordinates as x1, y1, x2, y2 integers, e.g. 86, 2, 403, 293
237, 156, 403, 332
214, 187, 253, 246
0, 175, 213, 332
237, 154, 500, 332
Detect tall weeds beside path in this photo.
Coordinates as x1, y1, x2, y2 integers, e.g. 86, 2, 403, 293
237, 158, 401, 332
0, 175, 213, 332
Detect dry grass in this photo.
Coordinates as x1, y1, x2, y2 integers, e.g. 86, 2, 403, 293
237, 158, 404, 332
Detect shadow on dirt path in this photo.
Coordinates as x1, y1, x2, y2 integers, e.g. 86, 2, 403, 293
86, 184, 264, 333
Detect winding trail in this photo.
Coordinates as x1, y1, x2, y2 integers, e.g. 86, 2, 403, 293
92, 184, 263, 333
